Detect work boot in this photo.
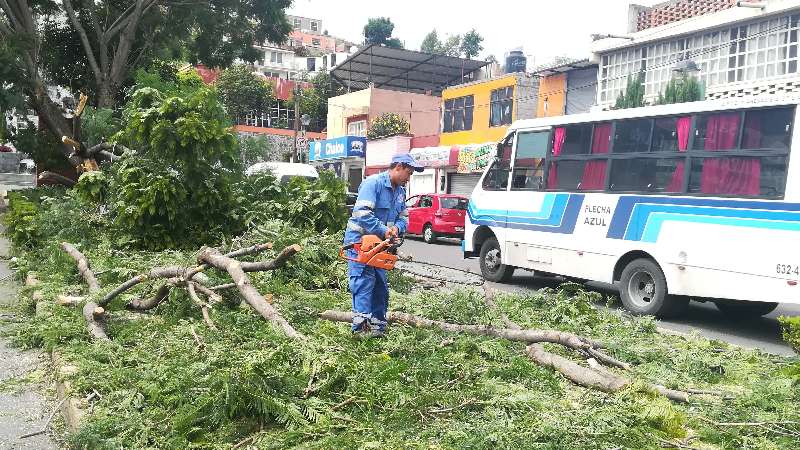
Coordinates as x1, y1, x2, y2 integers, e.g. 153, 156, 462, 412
369, 328, 386, 339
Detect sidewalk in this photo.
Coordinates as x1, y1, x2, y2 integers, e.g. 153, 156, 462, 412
0, 228, 59, 450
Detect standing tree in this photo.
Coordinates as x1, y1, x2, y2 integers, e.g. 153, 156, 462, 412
656, 74, 705, 105
614, 72, 646, 109
215, 66, 274, 124
441, 34, 462, 57
0, 0, 293, 170
420, 29, 441, 54
364, 17, 403, 49
460, 29, 484, 59
299, 70, 344, 131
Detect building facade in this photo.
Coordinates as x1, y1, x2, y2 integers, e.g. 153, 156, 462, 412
593, 0, 800, 108
437, 73, 539, 196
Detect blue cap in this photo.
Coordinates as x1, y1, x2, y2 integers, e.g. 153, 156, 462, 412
391, 153, 424, 172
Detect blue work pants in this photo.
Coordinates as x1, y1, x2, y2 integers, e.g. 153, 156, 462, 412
347, 252, 389, 332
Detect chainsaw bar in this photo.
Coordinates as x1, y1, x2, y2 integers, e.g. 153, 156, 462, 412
395, 259, 485, 286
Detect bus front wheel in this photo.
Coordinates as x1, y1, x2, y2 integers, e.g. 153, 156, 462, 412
619, 258, 688, 318
479, 237, 515, 283
714, 299, 779, 317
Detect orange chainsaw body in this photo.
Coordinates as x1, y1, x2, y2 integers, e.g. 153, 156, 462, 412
340, 235, 398, 270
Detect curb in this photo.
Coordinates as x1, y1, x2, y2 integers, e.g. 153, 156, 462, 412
27, 272, 86, 432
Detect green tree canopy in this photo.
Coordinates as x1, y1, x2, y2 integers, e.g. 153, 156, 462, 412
460, 29, 484, 59
215, 66, 274, 123
420, 29, 441, 54
1, 0, 293, 169
364, 17, 403, 49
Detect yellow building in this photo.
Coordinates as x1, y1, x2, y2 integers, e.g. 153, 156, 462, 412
439, 73, 538, 146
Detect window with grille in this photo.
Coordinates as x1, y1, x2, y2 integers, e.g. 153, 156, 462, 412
443, 95, 474, 132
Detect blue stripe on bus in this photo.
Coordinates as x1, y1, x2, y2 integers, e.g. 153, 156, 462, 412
468, 194, 584, 234
607, 196, 800, 241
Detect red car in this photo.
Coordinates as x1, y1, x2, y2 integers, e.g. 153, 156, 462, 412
404, 194, 468, 243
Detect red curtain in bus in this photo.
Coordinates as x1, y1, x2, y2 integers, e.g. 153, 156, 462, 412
700, 113, 760, 196
580, 123, 610, 190
547, 127, 566, 188
666, 116, 691, 192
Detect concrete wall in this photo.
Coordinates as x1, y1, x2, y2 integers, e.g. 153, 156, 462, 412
537, 73, 567, 117
368, 88, 441, 138
0, 153, 23, 173
326, 89, 372, 138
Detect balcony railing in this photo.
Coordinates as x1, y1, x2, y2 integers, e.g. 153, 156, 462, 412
237, 106, 325, 133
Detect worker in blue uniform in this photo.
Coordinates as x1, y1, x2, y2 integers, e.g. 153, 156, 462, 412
343, 153, 424, 337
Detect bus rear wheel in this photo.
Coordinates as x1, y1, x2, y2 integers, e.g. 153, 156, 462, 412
619, 258, 688, 318
479, 237, 515, 283
714, 299, 779, 317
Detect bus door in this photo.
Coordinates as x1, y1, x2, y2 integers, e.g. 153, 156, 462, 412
470, 134, 514, 250
504, 129, 554, 268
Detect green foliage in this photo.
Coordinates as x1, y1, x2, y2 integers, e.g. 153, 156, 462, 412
299, 71, 344, 131
614, 72, 646, 110
656, 74, 705, 105
74, 170, 109, 204
110, 87, 244, 249
239, 135, 275, 166
364, 17, 403, 48
241, 171, 348, 234
780, 315, 800, 353
367, 113, 410, 140
461, 29, 484, 59
80, 107, 122, 148
215, 65, 274, 121
3, 193, 41, 249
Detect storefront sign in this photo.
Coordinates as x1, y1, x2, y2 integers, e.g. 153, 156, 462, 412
457, 142, 495, 173
409, 146, 458, 168
309, 136, 366, 161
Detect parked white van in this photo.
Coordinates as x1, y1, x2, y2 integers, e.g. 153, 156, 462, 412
245, 162, 319, 183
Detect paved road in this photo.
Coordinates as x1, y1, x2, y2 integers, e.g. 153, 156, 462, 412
399, 236, 800, 357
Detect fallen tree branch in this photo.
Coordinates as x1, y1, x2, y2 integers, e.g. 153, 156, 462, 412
187, 282, 217, 330
320, 310, 599, 351
209, 282, 236, 291
238, 244, 303, 272
56, 294, 84, 307
60, 243, 109, 340
125, 284, 171, 311
199, 247, 303, 340
38, 171, 76, 187
102, 243, 273, 306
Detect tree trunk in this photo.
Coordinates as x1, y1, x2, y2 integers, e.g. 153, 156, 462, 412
60, 243, 109, 341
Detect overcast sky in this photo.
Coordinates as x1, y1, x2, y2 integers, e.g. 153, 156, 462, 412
287, 0, 661, 67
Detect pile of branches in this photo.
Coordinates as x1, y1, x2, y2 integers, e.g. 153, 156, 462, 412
60, 241, 304, 340
58, 241, 728, 405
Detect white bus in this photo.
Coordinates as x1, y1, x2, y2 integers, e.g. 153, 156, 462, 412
463, 96, 800, 318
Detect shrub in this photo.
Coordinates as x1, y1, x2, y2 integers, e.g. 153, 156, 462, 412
109, 87, 245, 249
366, 113, 410, 140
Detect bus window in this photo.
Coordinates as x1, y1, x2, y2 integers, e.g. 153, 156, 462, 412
548, 160, 585, 190
482, 136, 512, 191
694, 112, 740, 150
511, 131, 548, 190
651, 117, 689, 152
561, 124, 593, 155
613, 118, 652, 153
688, 155, 788, 197
609, 158, 683, 193
742, 107, 793, 150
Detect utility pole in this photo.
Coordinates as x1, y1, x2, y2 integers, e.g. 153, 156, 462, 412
292, 84, 300, 163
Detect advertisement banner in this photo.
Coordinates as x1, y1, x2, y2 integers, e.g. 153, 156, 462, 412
309, 136, 366, 161
409, 146, 458, 168
456, 142, 495, 173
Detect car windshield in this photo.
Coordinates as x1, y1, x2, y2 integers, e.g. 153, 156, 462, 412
440, 197, 467, 210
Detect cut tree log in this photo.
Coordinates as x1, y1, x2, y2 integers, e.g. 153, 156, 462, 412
56, 295, 85, 307
60, 243, 109, 341
198, 247, 304, 340
38, 171, 76, 187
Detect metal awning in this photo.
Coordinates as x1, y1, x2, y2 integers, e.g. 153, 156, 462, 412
331, 44, 489, 95
534, 59, 597, 77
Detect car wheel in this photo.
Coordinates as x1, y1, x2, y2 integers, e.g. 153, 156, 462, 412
423, 224, 437, 244
714, 299, 778, 317
479, 236, 514, 283
619, 258, 688, 318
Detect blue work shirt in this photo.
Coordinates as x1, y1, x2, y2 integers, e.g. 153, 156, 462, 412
344, 171, 408, 245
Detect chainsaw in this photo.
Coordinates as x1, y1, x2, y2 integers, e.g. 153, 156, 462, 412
340, 235, 402, 270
